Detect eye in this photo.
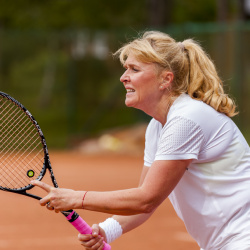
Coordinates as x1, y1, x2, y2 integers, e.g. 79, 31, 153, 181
132, 67, 139, 72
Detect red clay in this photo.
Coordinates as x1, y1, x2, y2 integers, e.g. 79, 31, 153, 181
0, 151, 199, 250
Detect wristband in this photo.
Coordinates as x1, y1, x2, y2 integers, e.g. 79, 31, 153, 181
99, 218, 123, 244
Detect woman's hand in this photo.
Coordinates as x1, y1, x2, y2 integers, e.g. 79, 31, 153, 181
31, 180, 84, 212
78, 224, 107, 250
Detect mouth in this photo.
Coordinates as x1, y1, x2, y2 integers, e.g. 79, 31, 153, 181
126, 88, 135, 93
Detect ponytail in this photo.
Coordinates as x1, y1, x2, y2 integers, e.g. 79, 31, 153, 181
182, 39, 237, 117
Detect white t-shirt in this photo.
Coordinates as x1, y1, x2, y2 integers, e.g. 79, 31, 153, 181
144, 94, 250, 249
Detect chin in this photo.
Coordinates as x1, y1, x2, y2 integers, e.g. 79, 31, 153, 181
125, 98, 140, 108
125, 98, 138, 108
125, 102, 133, 107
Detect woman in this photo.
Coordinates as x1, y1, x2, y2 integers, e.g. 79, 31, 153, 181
32, 31, 250, 250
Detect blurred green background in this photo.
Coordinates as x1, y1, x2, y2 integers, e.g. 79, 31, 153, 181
0, 0, 250, 148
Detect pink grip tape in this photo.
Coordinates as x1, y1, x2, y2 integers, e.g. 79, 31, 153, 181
66, 211, 111, 250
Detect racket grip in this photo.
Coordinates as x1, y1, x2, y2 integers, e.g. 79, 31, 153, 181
64, 210, 111, 250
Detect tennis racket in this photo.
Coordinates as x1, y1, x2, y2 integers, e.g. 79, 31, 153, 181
0, 91, 111, 250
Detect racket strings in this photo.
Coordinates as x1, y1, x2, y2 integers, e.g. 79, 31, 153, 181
0, 102, 38, 164
2, 139, 43, 189
0, 109, 34, 156
0, 128, 43, 189
0, 96, 44, 190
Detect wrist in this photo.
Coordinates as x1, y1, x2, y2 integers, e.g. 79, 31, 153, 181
99, 217, 123, 244
81, 191, 88, 209
75, 191, 88, 209
99, 226, 108, 242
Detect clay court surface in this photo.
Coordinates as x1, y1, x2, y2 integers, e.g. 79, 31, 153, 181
1, 151, 199, 250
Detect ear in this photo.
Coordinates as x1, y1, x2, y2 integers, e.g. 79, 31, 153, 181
159, 71, 174, 90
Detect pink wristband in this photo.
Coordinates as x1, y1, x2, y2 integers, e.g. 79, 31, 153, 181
82, 191, 88, 208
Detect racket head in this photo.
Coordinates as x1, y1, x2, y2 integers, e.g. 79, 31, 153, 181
0, 92, 49, 193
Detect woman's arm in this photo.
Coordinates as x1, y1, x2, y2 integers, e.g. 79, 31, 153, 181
111, 165, 153, 234
32, 159, 191, 215
79, 159, 190, 215
96, 164, 152, 239
78, 160, 190, 249
78, 166, 154, 249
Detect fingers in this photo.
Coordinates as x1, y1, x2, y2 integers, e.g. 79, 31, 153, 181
31, 180, 53, 192
46, 202, 60, 213
30, 180, 76, 212
91, 224, 100, 237
40, 195, 53, 206
30, 180, 55, 207
46, 202, 54, 211
78, 234, 104, 250
78, 224, 104, 249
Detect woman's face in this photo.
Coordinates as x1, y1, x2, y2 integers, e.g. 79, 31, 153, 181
120, 54, 162, 112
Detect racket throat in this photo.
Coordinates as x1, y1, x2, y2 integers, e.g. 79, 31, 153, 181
19, 190, 41, 200
61, 210, 79, 222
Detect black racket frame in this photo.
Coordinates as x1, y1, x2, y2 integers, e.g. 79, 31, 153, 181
0, 91, 58, 200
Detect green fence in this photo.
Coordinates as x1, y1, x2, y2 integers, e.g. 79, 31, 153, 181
0, 22, 250, 148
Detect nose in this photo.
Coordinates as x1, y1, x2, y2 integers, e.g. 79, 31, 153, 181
120, 71, 130, 84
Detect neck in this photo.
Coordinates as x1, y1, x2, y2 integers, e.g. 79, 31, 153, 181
147, 93, 176, 126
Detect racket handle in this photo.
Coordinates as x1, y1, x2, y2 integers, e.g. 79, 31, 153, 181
63, 210, 111, 250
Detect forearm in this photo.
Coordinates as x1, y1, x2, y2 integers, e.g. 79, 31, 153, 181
34, 161, 188, 216
112, 211, 154, 234
98, 212, 154, 244
77, 160, 189, 215
81, 187, 158, 215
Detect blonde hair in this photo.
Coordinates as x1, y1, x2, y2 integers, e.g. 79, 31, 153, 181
115, 31, 237, 117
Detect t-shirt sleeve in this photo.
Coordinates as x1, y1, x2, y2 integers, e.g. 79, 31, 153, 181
155, 116, 204, 161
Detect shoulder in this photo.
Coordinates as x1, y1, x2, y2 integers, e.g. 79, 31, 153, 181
169, 94, 214, 122
169, 94, 238, 152
168, 94, 232, 129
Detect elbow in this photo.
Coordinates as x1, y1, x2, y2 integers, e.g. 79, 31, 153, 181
141, 203, 156, 214
138, 197, 159, 214
128, 188, 162, 215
